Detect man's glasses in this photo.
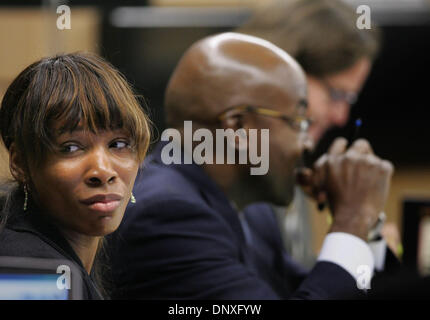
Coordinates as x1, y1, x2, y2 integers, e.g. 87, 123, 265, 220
217, 100, 311, 133
321, 80, 358, 105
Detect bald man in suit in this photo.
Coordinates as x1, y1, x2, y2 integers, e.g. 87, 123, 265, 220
110, 33, 394, 299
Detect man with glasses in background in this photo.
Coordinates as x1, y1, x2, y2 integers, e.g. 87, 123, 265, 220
239, 0, 377, 144
109, 32, 394, 299
238, 0, 402, 268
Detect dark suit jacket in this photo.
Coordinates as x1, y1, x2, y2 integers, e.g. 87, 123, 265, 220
109, 141, 362, 299
0, 202, 103, 300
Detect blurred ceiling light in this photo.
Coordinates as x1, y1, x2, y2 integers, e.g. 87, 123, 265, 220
110, 6, 251, 28
149, 0, 262, 7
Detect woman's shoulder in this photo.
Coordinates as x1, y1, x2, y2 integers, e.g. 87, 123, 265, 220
0, 202, 76, 261
0, 227, 104, 300
0, 226, 64, 259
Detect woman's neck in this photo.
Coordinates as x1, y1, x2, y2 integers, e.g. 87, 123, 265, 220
29, 198, 101, 275
60, 229, 100, 274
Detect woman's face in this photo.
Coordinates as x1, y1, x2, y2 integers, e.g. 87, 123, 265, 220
306, 58, 372, 143
28, 127, 140, 237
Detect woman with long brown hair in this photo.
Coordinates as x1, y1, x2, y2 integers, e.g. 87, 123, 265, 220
0, 53, 151, 299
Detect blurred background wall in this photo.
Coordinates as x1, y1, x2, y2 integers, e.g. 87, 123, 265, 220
0, 0, 429, 257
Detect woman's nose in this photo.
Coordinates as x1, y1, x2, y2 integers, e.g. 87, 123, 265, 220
84, 147, 117, 187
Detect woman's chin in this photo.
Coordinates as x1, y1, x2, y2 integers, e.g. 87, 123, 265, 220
84, 215, 122, 237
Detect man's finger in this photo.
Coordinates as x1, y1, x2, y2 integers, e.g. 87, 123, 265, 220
312, 156, 329, 201
328, 137, 348, 155
350, 138, 373, 155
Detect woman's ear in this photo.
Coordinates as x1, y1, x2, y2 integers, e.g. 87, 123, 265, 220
9, 143, 27, 183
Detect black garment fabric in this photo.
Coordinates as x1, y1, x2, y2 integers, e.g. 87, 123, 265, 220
108, 141, 360, 299
0, 202, 104, 300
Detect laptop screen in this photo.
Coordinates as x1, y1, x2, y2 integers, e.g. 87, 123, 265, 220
0, 274, 69, 300
0, 256, 83, 300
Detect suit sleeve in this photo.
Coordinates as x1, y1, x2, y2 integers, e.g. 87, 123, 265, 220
110, 198, 360, 299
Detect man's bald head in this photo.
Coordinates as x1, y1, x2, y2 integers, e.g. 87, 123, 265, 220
165, 32, 307, 128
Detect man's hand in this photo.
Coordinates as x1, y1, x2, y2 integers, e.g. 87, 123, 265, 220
298, 137, 394, 241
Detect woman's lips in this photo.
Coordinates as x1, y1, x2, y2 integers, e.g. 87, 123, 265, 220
86, 200, 121, 213
80, 194, 123, 213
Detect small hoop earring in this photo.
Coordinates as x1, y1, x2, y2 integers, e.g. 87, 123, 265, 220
23, 184, 28, 211
130, 193, 136, 204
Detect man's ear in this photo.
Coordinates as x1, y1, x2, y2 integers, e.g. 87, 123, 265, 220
9, 143, 27, 183
219, 113, 243, 131
219, 114, 249, 152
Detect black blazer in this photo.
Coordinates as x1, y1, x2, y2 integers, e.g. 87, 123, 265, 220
109, 141, 360, 299
0, 202, 104, 300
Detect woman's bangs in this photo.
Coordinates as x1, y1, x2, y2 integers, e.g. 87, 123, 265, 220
32, 53, 149, 162
48, 71, 134, 138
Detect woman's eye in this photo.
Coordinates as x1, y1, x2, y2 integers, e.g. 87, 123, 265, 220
61, 144, 80, 153
110, 140, 130, 149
